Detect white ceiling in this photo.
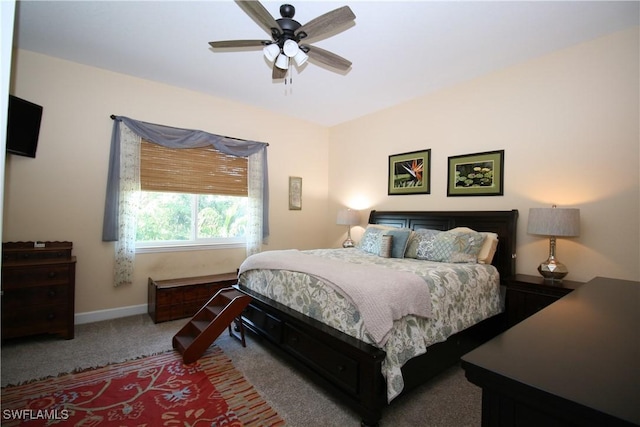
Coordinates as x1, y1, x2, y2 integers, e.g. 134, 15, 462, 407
12, 1, 639, 127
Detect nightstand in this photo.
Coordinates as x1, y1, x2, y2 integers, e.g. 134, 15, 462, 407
505, 274, 584, 327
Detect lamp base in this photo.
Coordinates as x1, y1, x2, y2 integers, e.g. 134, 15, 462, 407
537, 259, 568, 282
342, 238, 355, 248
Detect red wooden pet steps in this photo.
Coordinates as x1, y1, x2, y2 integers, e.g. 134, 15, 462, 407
172, 287, 251, 364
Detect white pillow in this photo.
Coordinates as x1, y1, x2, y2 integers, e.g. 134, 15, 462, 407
478, 233, 499, 264
366, 224, 398, 231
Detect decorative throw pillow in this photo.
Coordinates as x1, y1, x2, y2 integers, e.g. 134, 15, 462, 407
450, 227, 499, 264
357, 226, 386, 255
382, 229, 411, 258
405, 229, 442, 259
379, 235, 393, 258
430, 229, 485, 263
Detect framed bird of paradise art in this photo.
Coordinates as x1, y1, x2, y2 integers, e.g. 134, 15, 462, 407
388, 149, 431, 195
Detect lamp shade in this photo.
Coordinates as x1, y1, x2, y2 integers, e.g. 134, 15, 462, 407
527, 207, 580, 237
263, 43, 280, 62
337, 209, 360, 226
293, 49, 309, 66
283, 39, 299, 57
275, 54, 289, 70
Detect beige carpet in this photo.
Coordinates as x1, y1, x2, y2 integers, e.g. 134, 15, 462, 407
1, 314, 481, 426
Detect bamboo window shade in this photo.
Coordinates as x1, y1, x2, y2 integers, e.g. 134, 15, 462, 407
140, 140, 248, 196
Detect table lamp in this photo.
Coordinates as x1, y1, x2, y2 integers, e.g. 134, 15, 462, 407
337, 208, 360, 248
527, 205, 580, 281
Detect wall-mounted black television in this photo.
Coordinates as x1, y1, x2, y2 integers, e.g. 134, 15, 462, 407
6, 94, 43, 158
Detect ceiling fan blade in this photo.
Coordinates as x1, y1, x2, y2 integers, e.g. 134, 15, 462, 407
209, 40, 268, 49
296, 6, 355, 41
305, 45, 352, 70
235, 0, 280, 35
272, 64, 287, 80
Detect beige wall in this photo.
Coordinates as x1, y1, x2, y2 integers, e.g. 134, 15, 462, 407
5, 50, 329, 316
329, 27, 640, 283
5, 27, 639, 319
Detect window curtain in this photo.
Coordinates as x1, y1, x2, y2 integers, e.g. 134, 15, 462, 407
103, 116, 269, 287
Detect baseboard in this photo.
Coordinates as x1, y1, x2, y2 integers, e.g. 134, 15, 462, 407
75, 304, 148, 325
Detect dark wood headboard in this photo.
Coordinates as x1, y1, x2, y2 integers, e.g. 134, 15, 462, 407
368, 210, 519, 280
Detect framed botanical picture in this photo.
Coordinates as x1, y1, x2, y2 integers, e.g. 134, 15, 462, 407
388, 149, 431, 195
447, 150, 504, 196
288, 176, 302, 210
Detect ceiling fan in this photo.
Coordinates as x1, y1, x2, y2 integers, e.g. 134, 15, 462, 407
209, 1, 356, 79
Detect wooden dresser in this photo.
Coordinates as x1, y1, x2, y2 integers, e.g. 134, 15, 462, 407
2, 241, 76, 340
462, 277, 639, 427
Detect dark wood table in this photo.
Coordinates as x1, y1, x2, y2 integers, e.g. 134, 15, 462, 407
461, 276, 640, 427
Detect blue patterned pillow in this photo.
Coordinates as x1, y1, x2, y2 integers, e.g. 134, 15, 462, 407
405, 229, 442, 259
430, 229, 485, 263
357, 226, 385, 254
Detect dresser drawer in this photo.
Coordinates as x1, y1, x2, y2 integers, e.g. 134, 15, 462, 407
2, 284, 70, 309
2, 264, 72, 288
2, 242, 73, 263
2, 304, 70, 339
3, 249, 72, 262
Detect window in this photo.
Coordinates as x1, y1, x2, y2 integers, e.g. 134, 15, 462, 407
136, 140, 248, 251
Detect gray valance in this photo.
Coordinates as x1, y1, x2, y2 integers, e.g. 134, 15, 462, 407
102, 116, 269, 241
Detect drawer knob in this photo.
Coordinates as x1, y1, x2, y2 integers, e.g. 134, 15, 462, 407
48, 289, 57, 298
47, 313, 55, 320
48, 271, 57, 279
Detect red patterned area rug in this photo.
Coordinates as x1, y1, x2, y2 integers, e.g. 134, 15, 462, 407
1, 347, 285, 426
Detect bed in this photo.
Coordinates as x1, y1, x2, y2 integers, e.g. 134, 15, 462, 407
237, 210, 518, 426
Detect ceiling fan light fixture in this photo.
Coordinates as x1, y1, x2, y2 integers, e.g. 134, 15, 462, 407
293, 49, 308, 66
263, 43, 281, 62
283, 39, 300, 57
209, 2, 356, 77
275, 54, 289, 70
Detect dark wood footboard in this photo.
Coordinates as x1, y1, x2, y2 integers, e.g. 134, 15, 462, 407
238, 283, 505, 426
238, 284, 387, 425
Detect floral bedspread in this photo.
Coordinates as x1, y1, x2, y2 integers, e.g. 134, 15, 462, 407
238, 248, 503, 402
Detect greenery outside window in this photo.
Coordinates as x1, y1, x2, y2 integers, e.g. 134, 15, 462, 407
136, 140, 248, 252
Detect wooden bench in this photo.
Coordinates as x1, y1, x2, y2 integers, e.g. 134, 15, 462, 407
147, 273, 237, 323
